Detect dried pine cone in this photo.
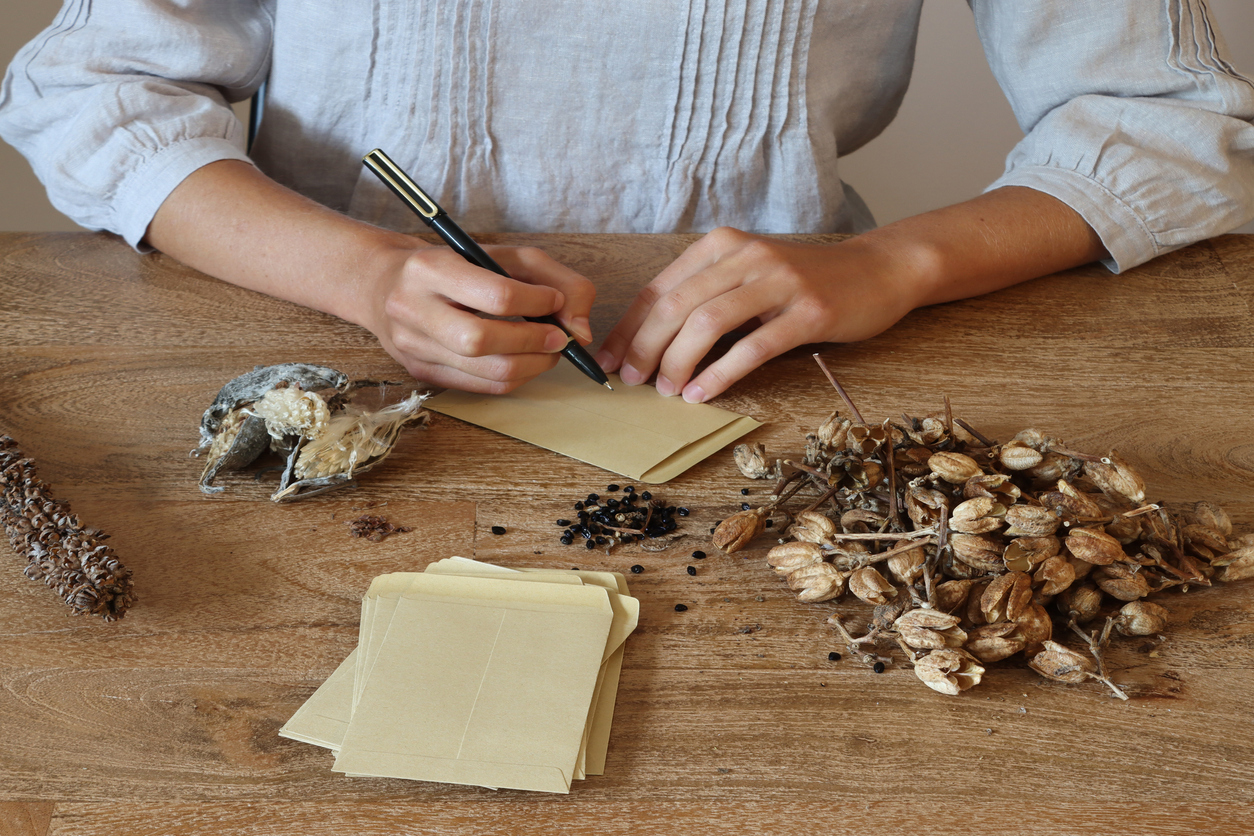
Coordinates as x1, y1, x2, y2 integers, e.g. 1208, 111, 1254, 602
0, 436, 135, 620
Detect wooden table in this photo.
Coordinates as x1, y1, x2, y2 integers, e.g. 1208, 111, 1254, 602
2, 232, 1253, 835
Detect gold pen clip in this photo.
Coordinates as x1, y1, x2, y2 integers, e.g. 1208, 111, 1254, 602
362, 149, 440, 219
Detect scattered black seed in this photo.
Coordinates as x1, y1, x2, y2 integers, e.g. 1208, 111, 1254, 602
575, 501, 585, 510
607, 498, 620, 509
560, 535, 573, 546
740, 488, 750, 495
765, 519, 774, 528
585, 540, 595, 550
630, 564, 644, 574
686, 566, 697, 576
586, 493, 600, 502
828, 651, 841, 661
595, 536, 607, 545
692, 550, 707, 559
873, 661, 886, 673
741, 503, 751, 510
677, 507, 690, 516
607, 484, 620, 492
641, 490, 652, 501
556, 518, 571, 526
709, 528, 716, 534
674, 604, 688, 612
623, 485, 635, 494
490, 525, 507, 535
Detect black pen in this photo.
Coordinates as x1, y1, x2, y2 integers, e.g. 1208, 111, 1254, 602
362, 148, 612, 390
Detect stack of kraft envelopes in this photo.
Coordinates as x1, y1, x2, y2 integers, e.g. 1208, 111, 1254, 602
280, 557, 639, 793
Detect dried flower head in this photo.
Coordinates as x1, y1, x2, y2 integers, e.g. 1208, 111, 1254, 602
766, 541, 824, 574
848, 566, 897, 605
1113, 600, 1169, 636
733, 442, 773, 480
788, 510, 838, 545
965, 623, 1026, 663
1083, 453, 1146, 505
1029, 641, 1094, 684
928, 451, 983, 484
713, 508, 767, 553
894, 608, 967, 649
1065, 527, 1125, 566
999, 441, 1044, 471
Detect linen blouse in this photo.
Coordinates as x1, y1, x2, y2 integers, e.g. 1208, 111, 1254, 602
2, 0, 1253, 273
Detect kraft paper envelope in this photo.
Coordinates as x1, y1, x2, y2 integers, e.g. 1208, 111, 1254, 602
425, 362, 762, 483
425, 558, 639, 777
332, 576, 614, 793
278, 648, 357, 750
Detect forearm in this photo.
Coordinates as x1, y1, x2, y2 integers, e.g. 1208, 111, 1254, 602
858, 185, 1109, 308
145, 159, 410, 326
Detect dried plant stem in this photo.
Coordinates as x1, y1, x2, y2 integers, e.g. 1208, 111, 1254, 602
954, 418, 996, 447
1068, 618, 1129, 701
820, 527, 938, 543
812, 354, 865, 424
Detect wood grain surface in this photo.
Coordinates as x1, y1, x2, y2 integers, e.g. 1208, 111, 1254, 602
2, 232, 1253, 834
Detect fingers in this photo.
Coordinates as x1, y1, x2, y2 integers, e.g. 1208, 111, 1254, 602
677, 313, 810, 403
491, 246, 597, 344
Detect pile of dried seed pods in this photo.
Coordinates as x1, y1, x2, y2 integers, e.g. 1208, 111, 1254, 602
713, 357, 1254, 698
0, 436, 135, 620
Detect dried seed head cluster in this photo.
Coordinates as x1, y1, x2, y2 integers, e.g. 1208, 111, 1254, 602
193, 364, 430, 502
716, 359, 1253, 698
0, 436, 135, 620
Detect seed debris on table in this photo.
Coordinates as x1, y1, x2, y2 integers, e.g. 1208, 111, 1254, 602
712, 354, 1254, 699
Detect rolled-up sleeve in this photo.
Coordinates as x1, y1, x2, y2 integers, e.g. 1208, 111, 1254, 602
0, 0, 273, 248
972, 1, 1254, 272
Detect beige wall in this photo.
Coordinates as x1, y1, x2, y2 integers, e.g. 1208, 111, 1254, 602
3, 0, 1252, 236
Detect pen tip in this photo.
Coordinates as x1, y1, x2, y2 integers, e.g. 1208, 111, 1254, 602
604, 382, 614, 391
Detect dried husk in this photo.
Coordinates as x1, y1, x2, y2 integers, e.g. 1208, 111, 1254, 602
848, 566, 896, 605
1029, 641, 1094, 683
1065, 526, 1125, 566
713, 508, 768, 553
767, 541, 825, 574
894, 608, 967, 649
733, 442, 773, 479
1003, 505, 1061, 537
1113, 600, 1169, 636
965, 623, 1026, 663
928, 451, 983, 483
788, 510, 838, 545
999, 441, 1044, 471
914, 648, 985, 695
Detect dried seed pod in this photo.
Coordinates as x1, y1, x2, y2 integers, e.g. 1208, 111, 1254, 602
1182, 523, 1228, 557
1013, 603, 1054, 656
981, 571, 1033, 623
1065, 526, 1125, 566
252, 386, 331, 442
1057, 583, 1104, 623
914, 648, 985, 695
1033, 555, 1077, 597
1113, 601, 1169, 636
840, 508, 885, 531
965, 623, 1026, 663
894, 608, 967, 649
897, 446, 936, 478
886, 540, 927, 584
949, 497, 1005, 535
934, 579, 974, 614
1002, 535, 1060, 572
1215, 546, 1254, 582
999, 441, 1044, 471
928, 451, 983, 484
964, 577, 994, 626
1092, 563, 1151, 601
815, 411, 851, 450
906, 485, 949, 527
848, 566, 897, 605
786, 562, 842, 591
766, 541, 824, 574
1025, 451, 1082, 485
1029, 641, 1094, 684
733, 442, 773, 480
794, 566, 846, 603
198, 408, 269, 493
1084, 452, 1146, 505
1190, 501, 1232, 537
846, 423, 888, 455
950, 533, 1005, 573
1104, 511, 1143, 544
196, 362, 348, 448
713, 508, 767, 553
788, 510, 838, 545
1003, 504, 1061, 537
905, 416, 947, 446
963, 473, 1022, 503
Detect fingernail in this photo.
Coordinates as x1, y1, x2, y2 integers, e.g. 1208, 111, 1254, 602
682, 382, 707, 404
594, 349, 616, 371
544, 329, 570, 353
620, 363, 644, 386
656, 375, 677, 397
569, 317, 592, 344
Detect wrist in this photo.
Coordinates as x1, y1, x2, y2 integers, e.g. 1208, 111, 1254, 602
840, 225, 947, 314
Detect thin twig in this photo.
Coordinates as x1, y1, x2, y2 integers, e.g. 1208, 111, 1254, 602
812, 353, 865, 424
1067, 618, 1129, 701
954, 418, 996, 447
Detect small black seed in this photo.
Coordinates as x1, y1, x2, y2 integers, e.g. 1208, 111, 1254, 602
741, 503, 751, 510
556, 518, 571, 526
560, 536, 573, 546
664, 520, 677, 531
490, 525, 507, 535
607, 484, 621, 492
623, 485, 635, 493
828, 651, 841, 661
686, 566, 697, 576
585, 540, 595, 550
641, 490, 652, 501
575, 501, 585, 510
765, 519, 774, 528
710, 528, 716, 534
873, 662, 886, 673
587, 493, 600, 502
607, 499, 620, 510
740, 488, 750, 495
630, 564, 644, 574
692, 550, 707, 559
677, 507, 690, 516
595, 536, 607, 545
674, 604, 688, 612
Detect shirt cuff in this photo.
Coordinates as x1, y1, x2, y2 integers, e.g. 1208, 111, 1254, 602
113, 136, 254, 251
983, 164, 1157, 274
